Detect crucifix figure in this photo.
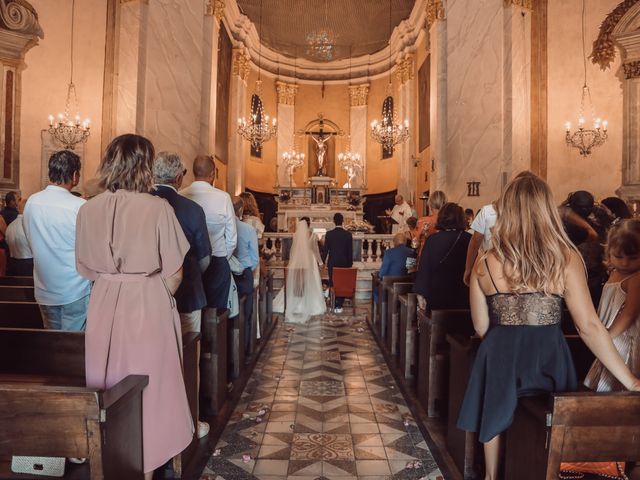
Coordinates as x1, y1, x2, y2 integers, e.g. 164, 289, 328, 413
304, 114, 338, 176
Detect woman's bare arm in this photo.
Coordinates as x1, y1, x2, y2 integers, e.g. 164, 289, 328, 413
470, 261, 491, 337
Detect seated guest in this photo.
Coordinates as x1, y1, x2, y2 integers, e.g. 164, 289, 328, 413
232, 196, 259, 361
76, 134, 193, 479
239, 191, 265, 239
5, 197, 33, 276
602, 196, 633, 220
152, 151, 212, 438
374, 232, 413, 302
1, 191, 20, 225
181, 155, 237, 309
414, 202, 471, 310
23, 150, 90, 331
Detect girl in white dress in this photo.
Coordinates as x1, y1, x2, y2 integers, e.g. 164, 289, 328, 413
585, 219, 640, 391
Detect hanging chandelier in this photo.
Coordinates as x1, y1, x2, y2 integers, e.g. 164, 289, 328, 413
47, 0, 89, 150
237, 0, 276, 151
370, 0, 409, 151
338, 136, 362, 188
565, 0, 608, 157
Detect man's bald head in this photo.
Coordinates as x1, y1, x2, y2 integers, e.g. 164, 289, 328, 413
393, 232, 406, 247
193, 155, 215, 182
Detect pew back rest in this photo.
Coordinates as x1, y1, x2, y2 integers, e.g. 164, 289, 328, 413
0, 286, 35, 301
0, 276, 34, 286
0, 301, 42, 329
427, 309, 476, 337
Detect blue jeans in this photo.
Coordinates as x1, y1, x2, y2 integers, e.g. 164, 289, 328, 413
39, 294, 89, 331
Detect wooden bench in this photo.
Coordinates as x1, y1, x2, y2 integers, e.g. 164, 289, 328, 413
0, 276, 33, 286
0, 301, 42, 328
377, 275, 413, 344
0, 327, 200, 478
370, 272, 381, 332
505, 392, 640, 480
398, 293, 418, 384
384, 282, 414, 361
0, 285, 35, 302
416, 309, 475, 418
200, 308, 229, 416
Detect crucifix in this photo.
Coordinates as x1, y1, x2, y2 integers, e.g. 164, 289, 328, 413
304, 114, 338, 176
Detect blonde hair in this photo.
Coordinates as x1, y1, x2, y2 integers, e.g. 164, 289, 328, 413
98, 134, 155, 193
429, 190, 447, 211
239, 191, 260, 217
486, 173, 579, 294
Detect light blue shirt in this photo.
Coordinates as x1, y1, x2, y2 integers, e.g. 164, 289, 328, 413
234, 218, 259, 271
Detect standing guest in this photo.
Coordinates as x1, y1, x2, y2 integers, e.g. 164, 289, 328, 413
374, 233, 413, 302
239, 191, 265, 239
386, 194, 413, 233
181, 155, 237, 309
232, 196, 259, 361
152, 151, 212, 438
322, 213, 353, 313
1, 191, 20, 225
403, 216, 419, 246
5, 197, 33, 276
463, 201, 497, 286
23, 150, 90, 331
457, 173, 640, 480
414, 203, 471, 310
76, 134, 193, 479
416, 190, 447, 253
602, 196, 633, 220
585, 219, 640, 391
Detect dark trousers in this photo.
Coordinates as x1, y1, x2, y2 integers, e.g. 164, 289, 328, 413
234, 267, 254, 355
7, 257, 33, 277
204, 256, 231, 309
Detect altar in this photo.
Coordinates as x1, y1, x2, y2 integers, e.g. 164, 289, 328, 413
276, 176, 366, 232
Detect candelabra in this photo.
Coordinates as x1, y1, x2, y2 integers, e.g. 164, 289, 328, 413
338, 137, 362, 188
237, 80, 277, 151
370, 98, 410, 151
282, 148, 305, 187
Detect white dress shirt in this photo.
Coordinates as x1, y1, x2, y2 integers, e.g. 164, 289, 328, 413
23, 185, 91, 305
180, 181, 237, 257
390, 201, 413, 233
5, 214, 32, 259
470, 204, 497, 251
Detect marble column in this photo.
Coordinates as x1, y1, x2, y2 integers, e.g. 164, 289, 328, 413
227, 48, 249, 195
202, 1, 225, 156
348, 84, 369, 187
275, 81, 298, 187
426, 0, 447, 194
397, 55, 416, 202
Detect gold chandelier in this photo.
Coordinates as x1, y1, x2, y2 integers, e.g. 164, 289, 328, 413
47, 0, 90, 150
565, 0, 608, 157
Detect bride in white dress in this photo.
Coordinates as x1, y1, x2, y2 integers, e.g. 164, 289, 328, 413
273, 219, 326, 323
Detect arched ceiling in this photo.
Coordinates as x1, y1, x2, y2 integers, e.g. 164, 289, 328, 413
235, 0, 416, 63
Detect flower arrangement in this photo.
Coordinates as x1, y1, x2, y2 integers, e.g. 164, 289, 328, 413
344, 220, 374, 233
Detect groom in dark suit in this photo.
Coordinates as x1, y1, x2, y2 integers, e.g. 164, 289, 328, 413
322, 213, 353, 313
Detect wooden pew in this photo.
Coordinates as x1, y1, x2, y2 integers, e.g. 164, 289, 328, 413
0, 301, 42, 329
0, 285, 35, 302
398, 293, 418, 384
0, 327, 200, 479
0, 276, 33, 286
370, 272, 381, 332
384, 281, 414, 361
417, 309, 475, 418
505, 392, 640, 480
200, 308, 229, 416
229, 296, 246, 381
377, 275, 413, 344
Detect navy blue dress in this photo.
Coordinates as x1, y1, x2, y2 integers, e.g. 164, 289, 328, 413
456, 266, 577, 443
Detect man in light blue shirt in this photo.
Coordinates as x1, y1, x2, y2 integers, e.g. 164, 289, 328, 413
23, 150, 90, 331
232, 196, 259, 361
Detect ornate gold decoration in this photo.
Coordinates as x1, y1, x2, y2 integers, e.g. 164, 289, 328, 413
426, 0, 445, 28
504, 0, 533, 9
0, 0, 43, 37
276, 81, 298, 105
232, 48, 250, 81
591, 0, 640, 70
348, 84, 370, 107
395, 55, 414, 84
623, 60, 640, 78
204, 0, 224, 21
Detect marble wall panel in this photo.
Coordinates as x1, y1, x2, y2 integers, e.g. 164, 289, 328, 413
276, 103, 295, 186
350, 104, 367, 188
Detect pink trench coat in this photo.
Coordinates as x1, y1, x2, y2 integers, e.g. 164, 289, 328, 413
75, 190, 194, 473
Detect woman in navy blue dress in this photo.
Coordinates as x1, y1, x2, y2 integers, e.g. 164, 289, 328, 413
457, 173, 640, 479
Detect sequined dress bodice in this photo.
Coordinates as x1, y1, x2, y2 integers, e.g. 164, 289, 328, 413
487, 293, 563, 326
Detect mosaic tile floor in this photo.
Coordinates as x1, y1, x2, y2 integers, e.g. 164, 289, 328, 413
201, 311, 444, 480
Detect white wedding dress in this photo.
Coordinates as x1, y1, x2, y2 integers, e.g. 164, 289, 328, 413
273, 220, 326, 323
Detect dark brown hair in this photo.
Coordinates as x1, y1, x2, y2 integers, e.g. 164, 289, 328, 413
607, 219, 640, 260
436, 202, 467, 231
98, 134, 155, 193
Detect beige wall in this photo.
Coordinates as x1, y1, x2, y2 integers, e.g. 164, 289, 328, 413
546, 0, 622, 203
20, 0, 107, 196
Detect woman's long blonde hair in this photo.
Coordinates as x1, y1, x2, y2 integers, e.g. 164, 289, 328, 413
486, 172, 579, 294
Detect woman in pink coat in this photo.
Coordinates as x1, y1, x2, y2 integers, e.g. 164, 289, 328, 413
76, 134, 193, 477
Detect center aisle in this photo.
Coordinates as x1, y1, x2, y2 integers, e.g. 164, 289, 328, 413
201, 311, 444, 479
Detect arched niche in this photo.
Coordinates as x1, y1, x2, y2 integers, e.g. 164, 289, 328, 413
0, 0, 42, 193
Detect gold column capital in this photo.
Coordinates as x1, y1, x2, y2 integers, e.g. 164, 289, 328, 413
504, 0, 533, 9
349, 83, 370, 107
204, 0, 225, 22
232, 48, 250, 81
426, 0, 445, 29
395, 55, 415, 85
276, 81, 298, 105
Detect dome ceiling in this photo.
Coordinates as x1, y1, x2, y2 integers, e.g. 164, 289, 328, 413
235, 0, 416, 63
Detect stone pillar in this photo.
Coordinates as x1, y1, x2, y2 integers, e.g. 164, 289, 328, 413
427, 0, 447, 194
227, 48, 249, 195
202, 0, 225, 156
617, 59, 640, 203
396, 55, 416, 201
275, 81, 298, 186
348, 83, 369, 187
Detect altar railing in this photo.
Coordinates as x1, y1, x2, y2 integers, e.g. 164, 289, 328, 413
262, 232, 394, 264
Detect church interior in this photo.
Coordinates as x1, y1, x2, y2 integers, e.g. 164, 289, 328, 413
1, 0, 640, 479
